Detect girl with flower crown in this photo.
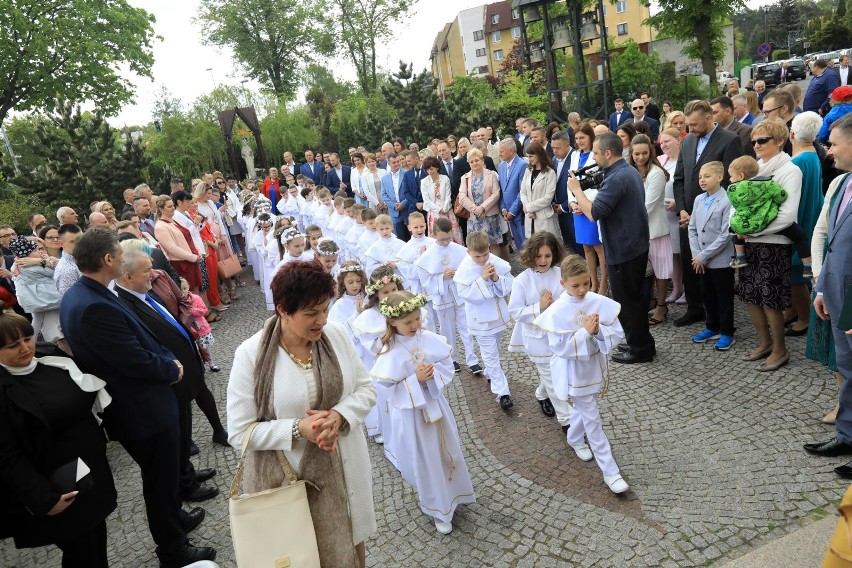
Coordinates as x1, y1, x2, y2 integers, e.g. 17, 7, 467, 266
329, 260, 367, 335
371, 290, 475, 535
273, 228, 314, 276
352, 265, 406, 451
251, 212, 275, 310
314, 237, 341, 281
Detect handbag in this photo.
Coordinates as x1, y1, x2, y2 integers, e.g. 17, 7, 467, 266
229, 422, 321, 568
454, 178, 470, 219
217, 243, 242, 278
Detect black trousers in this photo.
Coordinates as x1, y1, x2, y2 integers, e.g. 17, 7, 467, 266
679, 226, 705, 314
177, 399, 198, 496
557, 212, 583, 255
393, 219, 411, 242
55, 519, 108, 568
120, 423, 187, 555
608, 251, 655, 355
700, 267, 736, 336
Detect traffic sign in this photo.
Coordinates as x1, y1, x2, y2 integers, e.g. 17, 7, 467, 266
757, 42, 771, 57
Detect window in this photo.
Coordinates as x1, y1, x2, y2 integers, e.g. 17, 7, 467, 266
512, 26, 521, 38
473, 30, 484, 41
491, 14, 499, 24
512, 8, 520, 19
492, 31, 502, 42
476, 48, 486, 57
494, 49, 504, 61
617, 22, 628, 35
616, 1, 626, 13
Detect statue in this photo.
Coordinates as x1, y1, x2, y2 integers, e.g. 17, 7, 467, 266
240, 137, 256, 179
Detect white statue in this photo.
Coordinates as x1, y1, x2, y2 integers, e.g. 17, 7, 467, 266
240, 137, 255, 178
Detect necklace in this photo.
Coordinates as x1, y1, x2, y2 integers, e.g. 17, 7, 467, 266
399, 333, 427, 364
280, 338, 313, 370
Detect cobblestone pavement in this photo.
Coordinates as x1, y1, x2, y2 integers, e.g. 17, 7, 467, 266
1, 265, 844, 567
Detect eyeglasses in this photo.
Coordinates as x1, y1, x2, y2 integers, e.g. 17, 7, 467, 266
46, 235, 61, 240
633, 106, 644, 110
751, 136, 774, 146
762, 105, 783, 116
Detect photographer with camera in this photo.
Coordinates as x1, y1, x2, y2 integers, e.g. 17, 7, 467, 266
568, 132, 656, 364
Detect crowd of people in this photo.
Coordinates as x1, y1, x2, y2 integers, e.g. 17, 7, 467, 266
3, 60, 852, 565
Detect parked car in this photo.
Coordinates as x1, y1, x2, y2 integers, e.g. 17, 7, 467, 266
717, 71, 735, 93
782, 59, 807, 80
753, 62, 780, 86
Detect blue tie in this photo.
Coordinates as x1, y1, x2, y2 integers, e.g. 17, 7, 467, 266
145, 294, 194, 346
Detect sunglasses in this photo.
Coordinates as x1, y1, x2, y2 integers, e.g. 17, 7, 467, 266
633, 106, 644, 110
751, 136, 774, 146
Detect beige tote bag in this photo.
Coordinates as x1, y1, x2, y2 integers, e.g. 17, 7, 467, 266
229, 423, 321, 568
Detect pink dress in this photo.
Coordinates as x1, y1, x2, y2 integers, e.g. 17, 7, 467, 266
189, 292, 212, 338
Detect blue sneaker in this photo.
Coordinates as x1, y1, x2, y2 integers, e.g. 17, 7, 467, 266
692, 329, 721, 343
714, 335, 736, 351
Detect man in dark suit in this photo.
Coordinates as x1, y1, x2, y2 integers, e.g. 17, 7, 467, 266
838, 55, 851, 87
401, 150, 428, 220
641, 92, 661, 122
550, 131, 581, 254
59, 229, 215, 568
710, 96, 755, 158
608, 98, 630, 132
114, 251, 218, 504
281, 151, 300, 179
531, 126, 554, 158
299, 150, 323, 184
672, 100, 743, 328
324, 152, 352, 196
629, 98, 660, 140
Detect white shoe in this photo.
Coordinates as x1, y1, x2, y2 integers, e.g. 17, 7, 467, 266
373, 435, 384, 444
604, 474, 629, 494
434, 520, 453, 534
570, 443, 594, 461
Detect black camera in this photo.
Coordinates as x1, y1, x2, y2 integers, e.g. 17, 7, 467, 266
572, 164, 605, 190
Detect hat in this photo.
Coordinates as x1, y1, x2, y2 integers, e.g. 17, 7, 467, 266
831, 86, 852, 103
9, 236, 38, 258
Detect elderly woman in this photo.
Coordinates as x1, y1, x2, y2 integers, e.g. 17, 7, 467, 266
92, 202, 118, 231
659, 128, 686, 303
739, 119, 803, 371
261, 167, 281, 211
0, 309, 116, 567
785, 112, 825, 337
421, 156, 461, 243
154, 195, 204, 297
459, 148, 503, 256
520, 141, 559, 238
227, 261, 376, 567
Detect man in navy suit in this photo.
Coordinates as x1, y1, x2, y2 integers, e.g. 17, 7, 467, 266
400, 150, 427, 220
299, 149, 323, 184
380, 153, 411, 240
608, 98, 630, 131
281, 151, 300, 179
629, 98, 660, 140
498, 138, 528, 250
550, 131, 581, 254
59, 229, 215, 567
324, 152, 352, 196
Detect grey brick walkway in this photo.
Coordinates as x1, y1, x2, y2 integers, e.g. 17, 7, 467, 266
1, 269, 842, 567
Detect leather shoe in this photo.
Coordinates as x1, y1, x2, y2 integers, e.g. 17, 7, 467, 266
561, 424, 570, 435
159, 543, 216, 568
180, 484, 219, 502
673, 310, 705, 327
189, 440, 199, 456
616, 342, 629, 352
195, 468, 216, 483
499, 395, 514, 410
538, 398, 555, 417
611, 350, 654, 364
803, 437, 852, 457
836, 461, 852, 479
181, 507, 205, 533
211, 430, 230, 447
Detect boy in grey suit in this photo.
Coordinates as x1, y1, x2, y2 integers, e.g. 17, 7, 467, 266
688, 162, 736, 351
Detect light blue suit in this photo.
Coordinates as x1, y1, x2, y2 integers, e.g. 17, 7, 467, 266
381, 169, 410, 239
498, 155, 528, 249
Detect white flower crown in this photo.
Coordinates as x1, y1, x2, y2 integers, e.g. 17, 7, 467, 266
379, 294, 427, 319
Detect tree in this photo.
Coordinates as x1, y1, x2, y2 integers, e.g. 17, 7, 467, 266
445, 76, 500, 136
330, 0, 414, 95
644, 0, 742, 93
609, 40, 662, 102
769, 0, 803, 53
379, 63, 451, 143
494, 71, 546, 136
197, 0, 333, 100
0, 0, 156, 125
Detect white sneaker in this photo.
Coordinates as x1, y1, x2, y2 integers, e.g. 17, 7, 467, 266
570, 443, 594, 461
604, 474, 629, 494
435, 520, 453, 534
373, 435, 384, 445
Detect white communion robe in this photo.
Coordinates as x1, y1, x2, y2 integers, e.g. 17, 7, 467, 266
351, 306, 388, 441
364, 234, 405, 277
396, 235, 437, 332
370, 330, 475, 523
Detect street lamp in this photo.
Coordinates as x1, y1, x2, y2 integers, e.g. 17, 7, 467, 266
206, 67, 216, 86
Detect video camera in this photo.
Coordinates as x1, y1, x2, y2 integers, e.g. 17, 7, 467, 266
571, 163, 605, 190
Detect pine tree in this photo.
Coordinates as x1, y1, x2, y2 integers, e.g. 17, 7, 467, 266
380, 62, 450, 143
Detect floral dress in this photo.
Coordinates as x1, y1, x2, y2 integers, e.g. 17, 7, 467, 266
468, 174, 503, 245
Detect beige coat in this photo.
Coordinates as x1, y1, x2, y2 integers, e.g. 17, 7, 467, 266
459, 168, 501, 219
154, 219, 199, 263
520, 167, 559, 237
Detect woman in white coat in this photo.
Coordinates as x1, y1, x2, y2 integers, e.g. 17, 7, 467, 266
227, 261, 377, 567
520, 141, 559, 239
420, 156, 462, 243
358, 153, 387, 212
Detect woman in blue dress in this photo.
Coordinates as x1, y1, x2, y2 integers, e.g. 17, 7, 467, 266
569, 123, 607, 294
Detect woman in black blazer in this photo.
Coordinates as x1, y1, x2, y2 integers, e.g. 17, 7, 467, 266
0, 307, 116, 567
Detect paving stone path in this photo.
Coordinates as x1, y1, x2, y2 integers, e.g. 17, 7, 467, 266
1, 265, 843, 567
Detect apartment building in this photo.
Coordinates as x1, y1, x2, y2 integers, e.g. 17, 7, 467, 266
431, 0, 652, 90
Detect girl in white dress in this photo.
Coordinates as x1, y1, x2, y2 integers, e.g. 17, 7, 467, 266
508, 231, 573, 431
371, 291, 475, 535
328, 261, 367, 338
352, 266, 403, 455
344, 203, 367, 258
251, 212, 275, 310
273, 228, 314, 275
315, 237, 341, 282
533, 255, 628, 494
